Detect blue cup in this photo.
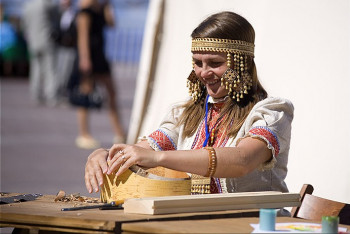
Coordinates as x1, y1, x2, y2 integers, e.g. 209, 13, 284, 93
322, 216, 339, 233
259, 208, 277, 231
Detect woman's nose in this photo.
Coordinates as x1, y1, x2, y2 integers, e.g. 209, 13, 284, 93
200, 65, 213, 78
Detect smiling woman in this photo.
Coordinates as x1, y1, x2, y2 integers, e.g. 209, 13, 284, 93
84, 11, 294, 199
192, 52, 228, 98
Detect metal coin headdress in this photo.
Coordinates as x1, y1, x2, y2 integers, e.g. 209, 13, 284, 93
187, 38, 255, 102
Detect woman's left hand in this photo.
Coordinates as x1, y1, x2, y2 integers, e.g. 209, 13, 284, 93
106, 144, 160, 176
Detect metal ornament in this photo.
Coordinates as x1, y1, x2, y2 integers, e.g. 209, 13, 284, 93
220, 53, 253, 102
186, 70, 204, 102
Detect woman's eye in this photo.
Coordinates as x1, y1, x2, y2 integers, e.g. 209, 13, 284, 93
210, 61, 224, 67
193, 60, 224, 68
194, 61, 202, 67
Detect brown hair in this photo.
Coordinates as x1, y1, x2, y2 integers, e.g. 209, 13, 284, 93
177, 11, 267, 138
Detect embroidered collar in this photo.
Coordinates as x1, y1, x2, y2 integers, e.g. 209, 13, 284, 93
208, 95, 230, 104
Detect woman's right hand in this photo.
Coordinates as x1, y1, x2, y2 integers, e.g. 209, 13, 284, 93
85, 148, 109, 193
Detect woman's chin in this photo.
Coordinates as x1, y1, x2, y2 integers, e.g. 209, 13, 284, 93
207, 87, 228, 99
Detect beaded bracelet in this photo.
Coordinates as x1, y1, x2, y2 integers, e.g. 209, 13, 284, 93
203, 147, 217, 177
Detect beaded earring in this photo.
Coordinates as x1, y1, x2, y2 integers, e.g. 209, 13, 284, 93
186, 59, 204, 103
220, 53, 253, 102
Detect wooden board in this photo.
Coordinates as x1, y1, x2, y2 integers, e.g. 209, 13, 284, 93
123, 191, 301, 215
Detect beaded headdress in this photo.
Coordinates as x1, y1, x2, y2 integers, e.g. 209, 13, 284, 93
187, 38, 255, 102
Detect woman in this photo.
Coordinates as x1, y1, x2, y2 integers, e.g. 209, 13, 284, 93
73, 0, 125, 149
85, 11, 294, 195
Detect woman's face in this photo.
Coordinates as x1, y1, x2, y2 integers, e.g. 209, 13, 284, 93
192, 52, 229, 99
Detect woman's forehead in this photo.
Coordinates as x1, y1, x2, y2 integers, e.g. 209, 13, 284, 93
192, 51, 226, 59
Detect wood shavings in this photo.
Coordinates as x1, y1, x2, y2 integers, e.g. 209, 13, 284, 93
54, 190, 99, 203
54, 190, 66, 202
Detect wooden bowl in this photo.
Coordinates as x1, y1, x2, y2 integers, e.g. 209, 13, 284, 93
100, 166, 191, 204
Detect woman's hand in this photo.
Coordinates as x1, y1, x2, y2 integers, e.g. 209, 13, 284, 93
84, 148, 109, 193
79, 56, 92, 75
106, 144, 160, 177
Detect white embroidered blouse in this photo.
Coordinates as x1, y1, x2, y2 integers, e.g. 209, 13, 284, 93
146, 96, 294, 193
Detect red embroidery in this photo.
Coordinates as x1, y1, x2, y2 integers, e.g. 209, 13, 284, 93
249, 127, 280, 157
191, 103, 227, 194
192, 104, 228, 149
210, 177, 219, 193
149, 130, 176, 151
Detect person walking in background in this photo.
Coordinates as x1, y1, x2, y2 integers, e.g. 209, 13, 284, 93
72, 0, 125, 149
55, 0, 77, 105
22, 0, 58, 106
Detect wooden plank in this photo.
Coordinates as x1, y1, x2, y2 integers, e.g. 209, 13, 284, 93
123, 192, 301, 215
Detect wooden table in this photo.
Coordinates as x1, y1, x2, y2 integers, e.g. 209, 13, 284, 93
122, 217, 350, 233
0, 194, 260, 233
3, 194, 348, 233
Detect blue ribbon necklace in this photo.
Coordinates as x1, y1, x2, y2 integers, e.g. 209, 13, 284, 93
203, 95, 225, 147
203, 95, 211, 147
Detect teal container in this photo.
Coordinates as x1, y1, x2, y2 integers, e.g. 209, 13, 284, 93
259, 208, 277, 231
322, 216, 339, 233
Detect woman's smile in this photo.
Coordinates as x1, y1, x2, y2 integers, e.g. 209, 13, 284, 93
205, 79, 220, 85
192, 52, 229, 98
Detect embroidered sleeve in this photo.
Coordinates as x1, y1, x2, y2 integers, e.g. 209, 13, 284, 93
248, 126, 279, 170
145, 105, 183, 151
249, 126, 280, 157
234, 97, 294, 171
148, 129, 177, 151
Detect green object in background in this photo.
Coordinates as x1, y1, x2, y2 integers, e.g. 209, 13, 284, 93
322, 216, 339, 233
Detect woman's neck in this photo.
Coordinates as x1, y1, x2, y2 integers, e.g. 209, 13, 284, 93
209, 95, 229, 104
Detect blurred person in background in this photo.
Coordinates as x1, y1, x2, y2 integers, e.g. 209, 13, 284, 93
71, 0, 125, 149
0, 3, 17, 76
22, 0, 58, 106
0, 3, 28, 77
54, 0, 77, 105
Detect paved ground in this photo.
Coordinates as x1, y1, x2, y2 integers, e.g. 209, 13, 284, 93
0, 64, 137, 200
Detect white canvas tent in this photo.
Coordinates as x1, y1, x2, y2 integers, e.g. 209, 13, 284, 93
128, 0, 350, 205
